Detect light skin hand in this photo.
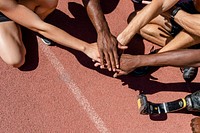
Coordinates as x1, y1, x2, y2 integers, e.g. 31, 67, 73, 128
84, 42, 100, 62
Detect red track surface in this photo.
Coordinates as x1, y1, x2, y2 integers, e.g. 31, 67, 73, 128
0, 0, 200, 132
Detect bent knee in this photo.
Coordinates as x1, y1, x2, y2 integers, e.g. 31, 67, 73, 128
43, 0, 58, 10
2, 48, 26, 68
5, 55, 25, 68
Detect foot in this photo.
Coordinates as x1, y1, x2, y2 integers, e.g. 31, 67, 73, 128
181, 67, 198, 83
191, 117, 200, 133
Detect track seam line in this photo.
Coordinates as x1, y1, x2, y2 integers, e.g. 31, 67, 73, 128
40, 44, 110, 133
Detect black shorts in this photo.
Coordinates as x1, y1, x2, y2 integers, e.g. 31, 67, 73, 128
170, 0, 199, 36
0, 12, 11, 22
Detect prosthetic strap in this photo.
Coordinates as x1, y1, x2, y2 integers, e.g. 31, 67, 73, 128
137, 94, 186, 115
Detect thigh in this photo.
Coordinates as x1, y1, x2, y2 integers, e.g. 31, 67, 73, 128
18, 0, 58, 20
34, 0, 58, 20
0, 21, 26, 65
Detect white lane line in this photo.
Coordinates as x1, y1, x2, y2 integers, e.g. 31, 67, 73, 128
40, 44, 110, 133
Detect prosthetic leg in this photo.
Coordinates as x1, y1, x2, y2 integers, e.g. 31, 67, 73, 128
138, 90, 200, 115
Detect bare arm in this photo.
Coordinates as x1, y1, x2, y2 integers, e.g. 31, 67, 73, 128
114, 49, 200, 77
82, 0, 127, 71
174, 10, 200, 37
140, 49, 200, 67
117, 0, 179, 46
0, 2, 99, 61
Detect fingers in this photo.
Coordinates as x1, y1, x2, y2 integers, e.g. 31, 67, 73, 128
99, 50, 105, 69
104, 53, 112, 71
113, 69, 127, 78
94, 62, 101, 67
113, 50, 119, 69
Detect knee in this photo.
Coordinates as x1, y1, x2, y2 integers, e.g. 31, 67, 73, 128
44, 0, 58, 10
5, 49, 26, 68
7, 55, 25, 68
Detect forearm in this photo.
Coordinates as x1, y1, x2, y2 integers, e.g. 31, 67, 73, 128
38, 23, 88, 52
1, 4, 89, 53
83, 0, 110, 34
117, 0, 178, 45
174, 10, 200, 36
137, 49, 200, 67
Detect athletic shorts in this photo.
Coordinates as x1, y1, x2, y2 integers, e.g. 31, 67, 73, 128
170, 0, 199, 36
0, 12, 11, 22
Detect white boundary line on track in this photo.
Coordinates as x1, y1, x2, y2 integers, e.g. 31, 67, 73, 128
40, 44, 110, 133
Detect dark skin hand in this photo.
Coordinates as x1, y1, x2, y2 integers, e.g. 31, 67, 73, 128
113, 49, 200, 78
113, 54, 140, 77
82, 0, 127, 71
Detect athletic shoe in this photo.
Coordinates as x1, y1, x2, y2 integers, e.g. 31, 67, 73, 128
181, 67, 198, 83
41, 37, 53, 46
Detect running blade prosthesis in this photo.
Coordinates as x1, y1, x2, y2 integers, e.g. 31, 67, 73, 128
137, 90, 200, 115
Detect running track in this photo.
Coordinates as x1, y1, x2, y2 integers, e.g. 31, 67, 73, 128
0, 0, 200, 132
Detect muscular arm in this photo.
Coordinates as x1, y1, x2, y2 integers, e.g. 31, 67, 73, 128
0, 2, 99, 61
117, 0, 178, 45
139, 49, 200, 67
82, 0, 125, 71
174, 10, 200, 37
82, 0, 109, 34
114, 49, 200, 77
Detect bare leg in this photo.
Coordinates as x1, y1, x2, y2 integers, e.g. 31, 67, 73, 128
128, 11, 200, 53
128, 11, 173, 47
0, 0, 58, 67
159, 30, 200, 53
19, 0, 58, 20
0, 22, 25, 68
34, 0, 58, 20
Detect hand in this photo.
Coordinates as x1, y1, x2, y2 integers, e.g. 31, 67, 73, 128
97, 32, 127, 71
113, 54, 139, 78
84, 42, 100, 62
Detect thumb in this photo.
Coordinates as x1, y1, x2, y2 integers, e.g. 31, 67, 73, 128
118, 43, 128, 50
113, 70, 127, 78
